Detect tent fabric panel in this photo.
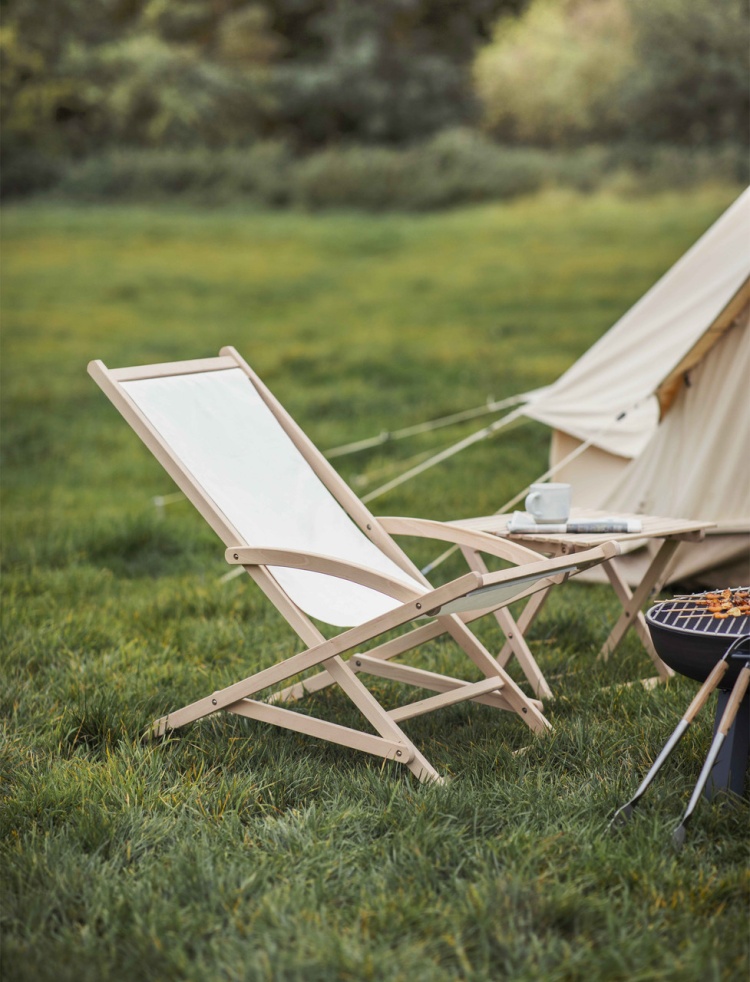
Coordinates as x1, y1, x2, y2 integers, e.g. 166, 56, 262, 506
602, 316, 750, 526
556, 308, 748, 587
522, 188, 750, 458
656, 277, 750, 415
548, 430, 630, 509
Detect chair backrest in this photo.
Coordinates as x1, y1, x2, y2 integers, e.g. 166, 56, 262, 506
118, 365, 423, 627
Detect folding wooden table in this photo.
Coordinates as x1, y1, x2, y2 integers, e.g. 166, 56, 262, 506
448, 509, 715, 685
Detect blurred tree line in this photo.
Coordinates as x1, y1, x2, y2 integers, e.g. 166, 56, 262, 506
0, 1, 516, 158
1, 0, 747, 199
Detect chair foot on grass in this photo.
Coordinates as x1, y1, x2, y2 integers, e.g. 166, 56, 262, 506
145, 715, 172, 741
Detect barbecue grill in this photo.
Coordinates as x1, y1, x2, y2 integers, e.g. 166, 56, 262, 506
610, 591, 749, 839
646, 588, 750, 688
643, 587, 750, 806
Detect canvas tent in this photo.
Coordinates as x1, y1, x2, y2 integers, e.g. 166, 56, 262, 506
354, 188, 749, 588
520, 187, 750, 586
157, 190, 750, 588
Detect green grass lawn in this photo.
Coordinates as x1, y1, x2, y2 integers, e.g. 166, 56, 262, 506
1, 186, 748, 981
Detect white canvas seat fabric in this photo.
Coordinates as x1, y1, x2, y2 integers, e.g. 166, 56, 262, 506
123, 368, 423, 627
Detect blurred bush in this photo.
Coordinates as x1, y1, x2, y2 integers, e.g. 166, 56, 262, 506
56, 134, 550, 209
291, 134, 543, 212
474, 0, 749, 148
0, 149, 64, 198
621, 0, 749, 145
0, 1, 509, 172
58, 143, 294, 205
51, 136, 747, 211
400, 129, 551, 208
474, 0, 633, 146
1, 0, 746, 204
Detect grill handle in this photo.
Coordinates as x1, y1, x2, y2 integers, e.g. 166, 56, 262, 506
718, 662, 750, 736
609, 640, 737, 831
682, 658, 730, 723
673, 661, 750, 849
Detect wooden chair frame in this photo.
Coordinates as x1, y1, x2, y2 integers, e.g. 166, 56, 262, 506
89, 346, 619, 783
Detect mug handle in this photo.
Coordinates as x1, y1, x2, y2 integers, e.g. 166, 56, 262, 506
525, 491, 541, 516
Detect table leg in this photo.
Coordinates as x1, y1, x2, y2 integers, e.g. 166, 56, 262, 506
598, 539, 678, 679
460, 547, 553, 701
497, 587, 550, 665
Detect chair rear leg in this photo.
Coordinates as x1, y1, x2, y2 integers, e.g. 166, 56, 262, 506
443, 615, 551, 734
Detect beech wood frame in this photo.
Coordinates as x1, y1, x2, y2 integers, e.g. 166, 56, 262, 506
88, 347, 620, 783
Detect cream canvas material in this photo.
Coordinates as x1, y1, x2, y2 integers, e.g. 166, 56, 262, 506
520, 188, 750, 583
522, 188, 750, 460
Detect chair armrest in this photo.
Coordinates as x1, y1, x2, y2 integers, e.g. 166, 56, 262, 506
377, 515, 544, 565
226, 546, 422, 603
479, 540, 621, 583
434, 542, 621, 616
227, 541, 619, 622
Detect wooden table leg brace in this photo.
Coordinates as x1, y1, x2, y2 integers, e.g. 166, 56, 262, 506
599, 539, 678, 679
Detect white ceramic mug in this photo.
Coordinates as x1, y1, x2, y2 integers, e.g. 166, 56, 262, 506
524, 482, 571, 524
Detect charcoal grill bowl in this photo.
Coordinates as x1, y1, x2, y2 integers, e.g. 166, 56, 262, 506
646, 607, 748, 689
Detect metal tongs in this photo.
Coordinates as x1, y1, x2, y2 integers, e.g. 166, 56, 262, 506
611, 635, 750, 846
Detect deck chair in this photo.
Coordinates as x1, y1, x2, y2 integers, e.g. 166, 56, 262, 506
88, 347, 620, 783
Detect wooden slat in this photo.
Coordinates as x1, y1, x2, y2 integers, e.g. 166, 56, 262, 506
600, 539, 677, 679
225, 546, 421, 603
388, 677, 505, 722
378, 515, 541, 565
461, 545, 552, 700
109, 356, 238, 381
351, 654, 512, 711
441, 615, 550, 732
149, 569, 484, 734
497, 586, 550, 667
321, 655, 442, 781
227, 698, 412, 762
450, 509, 714, 547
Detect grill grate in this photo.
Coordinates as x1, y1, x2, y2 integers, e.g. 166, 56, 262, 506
649, 587, 750, 639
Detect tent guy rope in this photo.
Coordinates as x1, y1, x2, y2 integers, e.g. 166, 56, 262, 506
325, 392, 533, 459
420, 402, 642, 576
